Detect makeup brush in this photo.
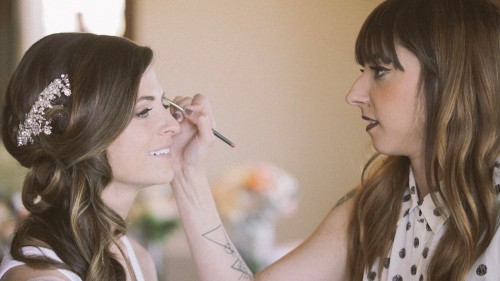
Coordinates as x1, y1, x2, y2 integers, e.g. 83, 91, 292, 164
163, 97, 235, 148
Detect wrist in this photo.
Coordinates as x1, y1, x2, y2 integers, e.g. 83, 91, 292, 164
171, 167, 212, 207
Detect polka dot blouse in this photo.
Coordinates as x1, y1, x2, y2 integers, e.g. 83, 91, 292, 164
364, 164, 500, 281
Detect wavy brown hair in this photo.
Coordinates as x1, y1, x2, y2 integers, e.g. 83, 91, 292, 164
347, 0, 500, 280
1, 33, 153, 280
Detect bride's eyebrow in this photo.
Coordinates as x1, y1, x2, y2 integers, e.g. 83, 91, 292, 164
135, 95, 155, 102
135, 92, 167, 104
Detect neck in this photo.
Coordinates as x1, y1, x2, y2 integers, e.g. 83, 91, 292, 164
410, 156, 429, 197
101, 182, 140, 219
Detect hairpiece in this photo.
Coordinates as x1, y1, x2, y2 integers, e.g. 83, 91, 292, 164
16, 74, 71, 146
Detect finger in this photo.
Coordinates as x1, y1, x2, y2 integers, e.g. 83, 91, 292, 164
192, 94, 216, 128
171, 96, 193, 122
190, 94, 212, 115
184, 94, 216, 128
196, 114, 216, 145
174, 96, 193, 107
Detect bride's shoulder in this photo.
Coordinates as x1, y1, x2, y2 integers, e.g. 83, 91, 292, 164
1, 265, 69, 281
125, 236, 158, 281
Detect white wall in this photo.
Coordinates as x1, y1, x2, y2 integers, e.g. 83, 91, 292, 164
0, 1, 383, 279
133, 0, 381, 243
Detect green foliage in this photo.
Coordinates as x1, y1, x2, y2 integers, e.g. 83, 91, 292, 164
135, 213, 179, 242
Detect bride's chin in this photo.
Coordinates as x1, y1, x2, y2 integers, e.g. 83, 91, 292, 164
149, 170, 175, 186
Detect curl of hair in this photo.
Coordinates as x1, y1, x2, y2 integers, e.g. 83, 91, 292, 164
1, 33, 153, 280
347, 0, 500, 280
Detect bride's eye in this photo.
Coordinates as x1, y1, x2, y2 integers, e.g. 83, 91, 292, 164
136, 107, 152, 118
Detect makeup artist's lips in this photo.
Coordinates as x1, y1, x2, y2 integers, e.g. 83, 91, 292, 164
147, 147, 171, 156
362, 116, 379, 131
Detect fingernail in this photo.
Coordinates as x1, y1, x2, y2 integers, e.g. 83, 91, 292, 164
173, 111, 183, 121
184, 108, 193, 115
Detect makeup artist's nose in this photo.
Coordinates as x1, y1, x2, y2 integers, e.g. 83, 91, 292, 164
346, 75, 369, 106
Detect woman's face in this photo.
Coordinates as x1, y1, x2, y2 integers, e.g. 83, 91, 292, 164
107, 66, 180, 189
346, 46, 425, 160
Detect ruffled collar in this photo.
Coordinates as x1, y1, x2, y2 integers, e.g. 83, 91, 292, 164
404, 169, 448, 233
401, 161, 500, 233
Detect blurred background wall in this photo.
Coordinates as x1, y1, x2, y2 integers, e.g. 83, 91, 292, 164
130, 0, 379, 242
0, 0, 381, 276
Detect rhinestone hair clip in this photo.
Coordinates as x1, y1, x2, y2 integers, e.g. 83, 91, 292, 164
16, 74, 71, 146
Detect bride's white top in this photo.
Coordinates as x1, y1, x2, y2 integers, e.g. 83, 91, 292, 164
0, 236, 145, 281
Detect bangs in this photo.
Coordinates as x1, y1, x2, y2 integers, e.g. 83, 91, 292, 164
355, 0, 404, 70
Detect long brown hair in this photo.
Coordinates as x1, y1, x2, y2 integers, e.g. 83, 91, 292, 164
347, 0, 500, 280
1, 33, 153, 280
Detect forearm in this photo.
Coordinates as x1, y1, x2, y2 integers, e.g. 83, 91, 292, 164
171, 168, 254, 281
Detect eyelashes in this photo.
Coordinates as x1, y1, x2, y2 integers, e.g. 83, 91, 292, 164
135, 107, 153, 118
133, 96, 184, 121
359, 65, 392, 78
134, 105, 183, 122
370, 65, 391, 78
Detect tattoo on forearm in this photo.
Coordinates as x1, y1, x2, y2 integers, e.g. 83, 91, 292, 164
202, 224, 253, 280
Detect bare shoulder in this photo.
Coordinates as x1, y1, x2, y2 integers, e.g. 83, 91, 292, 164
125, 236, 155, 264
125, 236, 158, 281
1, 265, 70, 281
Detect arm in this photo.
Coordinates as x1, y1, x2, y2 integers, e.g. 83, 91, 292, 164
171, 172, 253, 280
255, 195, 353, 280
173, 170, 353, 281
170, 95, 353, 280
169, 95, 253, 280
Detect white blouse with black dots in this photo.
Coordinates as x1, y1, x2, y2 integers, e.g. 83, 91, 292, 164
364, 165, 500, 281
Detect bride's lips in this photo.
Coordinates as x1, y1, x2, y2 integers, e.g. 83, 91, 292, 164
147, 147, 171, 157
362, 115, 379, 131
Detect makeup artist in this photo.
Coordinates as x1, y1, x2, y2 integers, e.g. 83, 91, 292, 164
0, 33, 216, 281
169, 0, 500, 280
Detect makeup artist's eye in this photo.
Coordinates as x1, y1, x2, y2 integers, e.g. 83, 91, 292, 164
370, 65, 391, 78
136, 107, 153, 118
